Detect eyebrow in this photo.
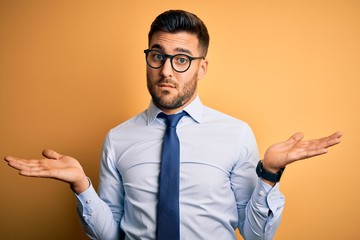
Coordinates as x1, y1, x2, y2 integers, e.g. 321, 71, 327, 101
150, 44, 193, 56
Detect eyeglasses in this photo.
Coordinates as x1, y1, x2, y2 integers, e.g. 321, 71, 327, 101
144, 49, 205, 73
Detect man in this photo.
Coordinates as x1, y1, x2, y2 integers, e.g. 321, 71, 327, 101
4, 10, 341, 240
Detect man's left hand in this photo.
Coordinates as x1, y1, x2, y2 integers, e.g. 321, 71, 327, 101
262, 131, 342, 174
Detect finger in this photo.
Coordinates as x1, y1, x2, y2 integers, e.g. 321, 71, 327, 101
287, 132, 304, 144
19, 168, 52, 178
331, 131, 343, 138
299, 132, 342, 159
327, 131, 342, 146
6, 158, 26, 170
8, 159, 55, 178
6, 158, 39, 171
5, 156, 40, 166
42, 149, 62, 160
301, 148, 328, 159
4, 155, 14, 162
313, 131, 342, 149
5, 156, 27, 167
4, 155, 22, 162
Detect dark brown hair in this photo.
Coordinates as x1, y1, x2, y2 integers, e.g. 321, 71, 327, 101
148, 10, 210, 56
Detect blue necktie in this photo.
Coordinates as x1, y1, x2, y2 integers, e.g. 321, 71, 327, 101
157, 111, 186, 240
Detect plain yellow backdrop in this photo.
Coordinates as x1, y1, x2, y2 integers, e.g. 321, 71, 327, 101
1, 1, 359, 239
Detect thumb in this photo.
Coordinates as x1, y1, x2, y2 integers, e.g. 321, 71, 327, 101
42, 149, 62, 160
287, 132, 304, 144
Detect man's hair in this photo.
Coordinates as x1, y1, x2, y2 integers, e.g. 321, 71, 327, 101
148, 10, 210, 56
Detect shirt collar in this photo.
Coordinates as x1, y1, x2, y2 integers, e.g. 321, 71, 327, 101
146, 95, 203, 126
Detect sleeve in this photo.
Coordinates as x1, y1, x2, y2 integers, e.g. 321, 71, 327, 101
75, 133, 124, 240
232, 124, 285, 239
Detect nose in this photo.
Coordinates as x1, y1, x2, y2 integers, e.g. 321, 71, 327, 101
160, 57, 174, 78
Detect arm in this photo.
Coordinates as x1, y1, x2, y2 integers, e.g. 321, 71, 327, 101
234, 126, 284, 239
237, 130, 342, 239
4, 148, 122, 240
75, 134, 125, 239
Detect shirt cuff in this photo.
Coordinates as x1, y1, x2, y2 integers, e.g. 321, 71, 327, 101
252, 179, 285, 230
75, 180, 102, 218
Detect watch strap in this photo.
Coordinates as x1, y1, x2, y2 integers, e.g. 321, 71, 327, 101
256, 160, 285, 183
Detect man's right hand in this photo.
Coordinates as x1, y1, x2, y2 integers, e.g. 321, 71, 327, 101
4, 149, 89, 194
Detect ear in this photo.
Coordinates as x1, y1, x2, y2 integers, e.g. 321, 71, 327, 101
197, 58, 208, 80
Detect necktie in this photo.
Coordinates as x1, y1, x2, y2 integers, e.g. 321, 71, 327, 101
156, 111, 187, 240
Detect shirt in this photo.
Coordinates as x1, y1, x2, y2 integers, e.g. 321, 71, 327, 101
76, 96, 285, 240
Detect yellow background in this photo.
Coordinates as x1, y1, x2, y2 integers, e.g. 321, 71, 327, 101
1, 1, 359, 239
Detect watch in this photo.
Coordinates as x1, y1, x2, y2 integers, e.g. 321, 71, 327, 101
256, 160, 285, 183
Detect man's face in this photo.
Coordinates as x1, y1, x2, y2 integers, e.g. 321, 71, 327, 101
146, 31, 208, 114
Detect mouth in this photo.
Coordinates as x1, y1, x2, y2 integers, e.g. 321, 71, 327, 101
158, 83, 176, 89
157, 79, 177, 89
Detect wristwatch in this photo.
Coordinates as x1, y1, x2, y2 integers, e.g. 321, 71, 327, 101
256, 160, 285, 183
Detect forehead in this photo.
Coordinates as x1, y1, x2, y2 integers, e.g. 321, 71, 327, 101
149, 31, 200, 55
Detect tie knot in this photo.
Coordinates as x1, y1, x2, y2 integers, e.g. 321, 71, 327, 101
158, 111, 187, 128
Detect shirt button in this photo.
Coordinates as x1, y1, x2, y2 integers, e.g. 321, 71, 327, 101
86, 200, 91, 204
259, 191, 265, 196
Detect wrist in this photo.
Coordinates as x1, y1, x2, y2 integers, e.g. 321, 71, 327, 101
71, 176, 90, 194
262, 160, 280, 173
256, 160, 285, 183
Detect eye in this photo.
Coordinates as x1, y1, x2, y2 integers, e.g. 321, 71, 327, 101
153, 53, 164, 61
174, 55, 189, 65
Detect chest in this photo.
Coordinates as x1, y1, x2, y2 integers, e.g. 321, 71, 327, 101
114, 123, 245, 199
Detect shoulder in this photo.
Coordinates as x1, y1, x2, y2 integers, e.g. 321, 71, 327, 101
202, 105, 249, 127
114, 111, 146, 129
105, 110, 148, 139
203, 105, 256, 138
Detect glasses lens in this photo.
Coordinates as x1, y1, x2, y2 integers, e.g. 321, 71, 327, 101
145, 50, 193, 72
146, 50, 164, 68
172, 55, 191, 72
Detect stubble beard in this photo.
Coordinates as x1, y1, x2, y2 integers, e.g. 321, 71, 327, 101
147, 75, 198, 111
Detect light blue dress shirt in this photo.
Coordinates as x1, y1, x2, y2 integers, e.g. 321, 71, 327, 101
76, 96, 285, 240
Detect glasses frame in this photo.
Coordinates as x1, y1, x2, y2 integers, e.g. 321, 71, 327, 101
144, 49, 205, 73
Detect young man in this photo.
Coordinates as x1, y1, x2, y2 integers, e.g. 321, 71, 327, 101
5, 10, 341, 240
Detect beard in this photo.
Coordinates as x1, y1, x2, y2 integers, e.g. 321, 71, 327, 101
147, 74, 198, 111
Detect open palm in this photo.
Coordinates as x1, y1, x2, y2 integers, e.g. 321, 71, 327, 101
4, 149, 89, 194
263, 131, 342, 173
